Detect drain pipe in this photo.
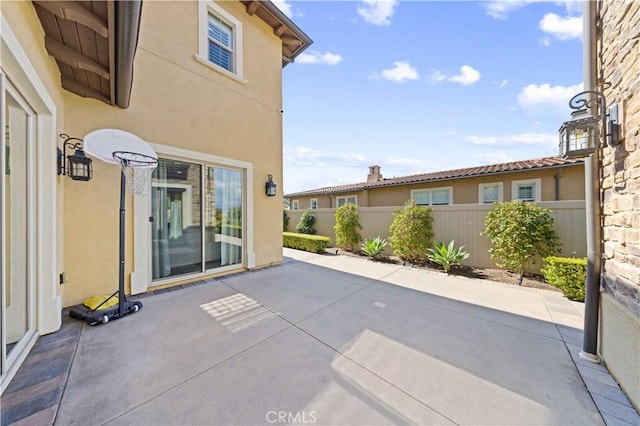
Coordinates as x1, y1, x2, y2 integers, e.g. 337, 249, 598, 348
580, 0, 601, 363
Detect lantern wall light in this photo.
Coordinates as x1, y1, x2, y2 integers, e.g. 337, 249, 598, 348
57, 133, 93, 181
265, 174, 277, 197
558, 83, 621, 158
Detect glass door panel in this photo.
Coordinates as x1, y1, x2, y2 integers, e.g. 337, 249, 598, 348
205, 167, 242, 270
2, 83, 33, 366
151, 159, 202, 280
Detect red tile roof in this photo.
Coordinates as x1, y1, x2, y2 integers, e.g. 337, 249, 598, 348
285, 156, 584, 197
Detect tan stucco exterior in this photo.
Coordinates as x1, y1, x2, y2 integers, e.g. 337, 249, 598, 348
289, 165, 585, 210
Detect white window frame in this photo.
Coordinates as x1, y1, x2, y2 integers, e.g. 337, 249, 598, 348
196, 1, 245, 82
310, 198, 318, 209
336, 195, 357, 207
410, 186, 453, 206
511, 178, 541, 202
478, 182, 503, 204
292, 200, 299, 210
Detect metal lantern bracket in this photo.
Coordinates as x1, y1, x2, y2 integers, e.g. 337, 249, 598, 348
566, 83, 621, 147
57, 133, 93, 181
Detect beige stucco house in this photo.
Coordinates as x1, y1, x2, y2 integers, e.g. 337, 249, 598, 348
587, 0, 640, 410
0, 0, 310, 392
286, 157, 586, 210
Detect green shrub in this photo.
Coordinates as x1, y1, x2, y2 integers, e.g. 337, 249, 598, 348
427, 240, 470, 273
283, 209, 290, 232
361, 236, 387, 259
295, 209, 316, 235
334, 203, 362, 250
541, 257, 587, 301
388, 200, 434, 263
483, 201, 560, 280
283, 232, 330, 254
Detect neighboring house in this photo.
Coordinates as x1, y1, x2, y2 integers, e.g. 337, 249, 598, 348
286, 157, 585, 210
0, 0, 310, 393
589, 0, 640, 410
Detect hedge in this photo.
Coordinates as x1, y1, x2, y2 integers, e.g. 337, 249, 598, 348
541, 256, 587, 301
283, 232, 331, 254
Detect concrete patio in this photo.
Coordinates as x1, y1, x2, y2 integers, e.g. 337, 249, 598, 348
3, 248, 639, 425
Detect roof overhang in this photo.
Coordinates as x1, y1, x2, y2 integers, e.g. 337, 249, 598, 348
239, 0, 312, 66
32, 0, 142, 108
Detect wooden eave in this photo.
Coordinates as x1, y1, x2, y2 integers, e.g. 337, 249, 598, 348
32, 0, 141, 108
239, 0, 312, 66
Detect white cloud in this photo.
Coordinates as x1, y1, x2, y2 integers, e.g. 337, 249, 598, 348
517, 82, 583, 112
472, 151, 515, 164
429, 65, 480, 86
357, 0, 398, 26
371, 61, 419, 82
539, 13, 582, 40
271, 0, 292, 18
483, 1, 532, 19
448, 65, 481, 85
465, 133, 558, 148
493, 79, 509, 89
284, 146, 367, 167
296, 51, 343, 66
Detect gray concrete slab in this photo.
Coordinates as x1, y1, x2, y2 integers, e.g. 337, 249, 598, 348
105, 327, 454, 426
54, 283, 290, 425
49, 249, 620, 425
297, 285, 602, 425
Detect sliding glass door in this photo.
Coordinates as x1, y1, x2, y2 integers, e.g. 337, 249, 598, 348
151, 158, 243, 281
1, 78, 36, 378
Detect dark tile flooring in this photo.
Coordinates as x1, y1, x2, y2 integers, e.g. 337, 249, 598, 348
1, 314, 81, 426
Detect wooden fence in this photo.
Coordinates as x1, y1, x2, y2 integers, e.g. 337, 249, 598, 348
286, 201, 587, 272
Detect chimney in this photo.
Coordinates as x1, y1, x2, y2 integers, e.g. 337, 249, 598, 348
367, 165, 382, 183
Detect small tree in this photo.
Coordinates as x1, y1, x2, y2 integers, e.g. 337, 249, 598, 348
334, 203, 362, 250
295, 209, 316, 235
283, 209, 290, 232
388, 200, 434, 263
483, 201, 560, 283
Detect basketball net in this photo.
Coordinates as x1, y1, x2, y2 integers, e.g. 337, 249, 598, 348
113, 151, 158, 196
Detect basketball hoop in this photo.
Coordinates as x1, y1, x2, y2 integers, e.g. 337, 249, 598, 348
113, 151, 158, 196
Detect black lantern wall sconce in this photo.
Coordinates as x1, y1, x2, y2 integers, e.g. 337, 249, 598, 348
57, 133, 93, 181
265, 174, 277, 197
558, 82, 621, 158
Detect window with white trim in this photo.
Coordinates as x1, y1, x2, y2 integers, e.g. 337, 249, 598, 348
410, 187, 453, 206
310, 198, 318, 209
511, 179, 541, 202
478, 182, 503, 204
292, 200, 299, 210
337, 195, 357, 207
197, 2, 244, 79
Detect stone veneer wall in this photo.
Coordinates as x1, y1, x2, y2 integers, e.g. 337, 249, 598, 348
598, 0, 640, 409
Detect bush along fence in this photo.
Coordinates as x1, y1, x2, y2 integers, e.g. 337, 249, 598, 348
541, 256, 587, 301
283, 232, 331, 254
285, 201, 586, 273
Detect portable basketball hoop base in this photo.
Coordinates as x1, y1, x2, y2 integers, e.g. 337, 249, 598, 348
69, 130, 157, 326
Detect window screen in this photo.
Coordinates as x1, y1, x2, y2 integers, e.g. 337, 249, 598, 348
208, 15, 233, 71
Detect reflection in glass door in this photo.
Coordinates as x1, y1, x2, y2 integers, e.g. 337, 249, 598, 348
150, 158, 244, 282
1, 78, 35, 377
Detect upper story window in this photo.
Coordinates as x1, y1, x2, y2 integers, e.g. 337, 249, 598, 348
292, 200, 299, 210
511, 178, 541, 202
410, 187, 453, 206
478, 182, 503, 204
198, 2, 244, 80
310, 198, 318, 209
337, 195, 357, 207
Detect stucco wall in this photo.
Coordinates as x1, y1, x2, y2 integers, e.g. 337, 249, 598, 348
60, 1, 286, 305
598, 0, 640, 410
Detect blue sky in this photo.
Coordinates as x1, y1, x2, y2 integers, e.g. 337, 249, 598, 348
274, 1, 584, 194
